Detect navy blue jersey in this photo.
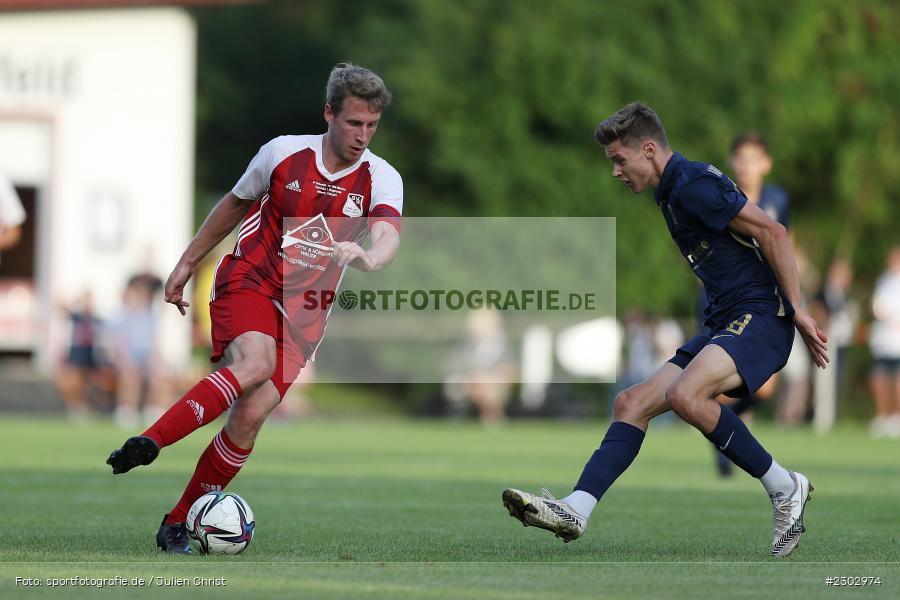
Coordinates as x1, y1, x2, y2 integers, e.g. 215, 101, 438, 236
655, 152, 793, 329
695, 183, 790, 328
758, 183, 790, 228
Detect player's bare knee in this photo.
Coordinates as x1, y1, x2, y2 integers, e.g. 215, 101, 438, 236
231, 354, 276, 387
666, 382, 694, 419
614, 384, 661, 422
613, 388, 640, 421
225, 334, 277, 387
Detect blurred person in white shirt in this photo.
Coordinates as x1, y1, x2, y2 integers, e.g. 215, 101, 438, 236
810, 257, 858, 433
869, 247, 900, 438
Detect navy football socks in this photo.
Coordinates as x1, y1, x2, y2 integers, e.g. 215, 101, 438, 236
704, 404, 773, 478
574, 421, 645, 500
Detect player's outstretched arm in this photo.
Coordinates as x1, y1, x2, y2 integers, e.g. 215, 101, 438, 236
727, 202, 829, 368
164, 192, 255, 315
332, 220, 400, 272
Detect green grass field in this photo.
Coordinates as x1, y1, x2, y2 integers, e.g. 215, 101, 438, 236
1, 415, 898, 599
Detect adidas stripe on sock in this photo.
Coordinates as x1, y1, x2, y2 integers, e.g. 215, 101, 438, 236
143, 369, 243, 448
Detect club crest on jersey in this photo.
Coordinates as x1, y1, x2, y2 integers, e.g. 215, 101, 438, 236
342, 193, 364, 217
279, 214, 335, 271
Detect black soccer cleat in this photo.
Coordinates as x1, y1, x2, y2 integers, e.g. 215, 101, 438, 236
156, 514, 192, 555
106, 435, 160, 474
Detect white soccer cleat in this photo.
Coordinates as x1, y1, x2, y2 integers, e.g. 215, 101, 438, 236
502, 487, 586, 543
770, 471, 813, 557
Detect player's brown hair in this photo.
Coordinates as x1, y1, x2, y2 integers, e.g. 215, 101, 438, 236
595, 102, 669, 149
730, 131, 769, 155
326, 62, 392, 115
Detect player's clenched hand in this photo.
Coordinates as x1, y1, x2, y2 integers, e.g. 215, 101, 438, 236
164, 262, 193, 316
332, 241, 376, 271
794, 310, 829, 369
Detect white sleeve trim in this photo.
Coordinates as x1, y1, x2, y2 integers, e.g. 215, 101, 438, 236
369, 156, 403, 215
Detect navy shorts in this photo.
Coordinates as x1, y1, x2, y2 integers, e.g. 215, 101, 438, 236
669, 311, 794, 398
872, 357, 900, 376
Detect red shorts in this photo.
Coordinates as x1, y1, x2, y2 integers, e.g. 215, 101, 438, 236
209, 288, 306, 398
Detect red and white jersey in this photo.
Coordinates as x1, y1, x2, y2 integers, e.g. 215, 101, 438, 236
211, 134, 403, 354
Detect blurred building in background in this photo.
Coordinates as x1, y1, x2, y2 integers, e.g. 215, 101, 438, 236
0, 2, 197, 372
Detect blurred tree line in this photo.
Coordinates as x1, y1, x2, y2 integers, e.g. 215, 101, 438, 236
192, 0, 899, 319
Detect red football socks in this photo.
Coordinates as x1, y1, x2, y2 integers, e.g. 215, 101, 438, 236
166, 428, 252, 524
142, 369, 242, 449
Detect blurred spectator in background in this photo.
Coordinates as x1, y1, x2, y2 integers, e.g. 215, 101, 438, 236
444, 308, 516, 425
810, 257, 858, 432
189, 250, 218, 365
620, 309, 658, 390
709, 132, 792, 476
776, 246, 816, 425
0, 173, 26, 260
729, 134, 791, 410
617, 311, 683, 423
109, 273, 170, 428
730, 132, 790, 227
868, 247, 900, 438
652, 317, 685, 367
56, 291, 107, 421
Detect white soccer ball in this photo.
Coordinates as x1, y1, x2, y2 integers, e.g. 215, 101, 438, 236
186, 491, 255, 555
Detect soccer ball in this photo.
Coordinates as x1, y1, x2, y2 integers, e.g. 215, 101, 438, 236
186, 491, 255, 555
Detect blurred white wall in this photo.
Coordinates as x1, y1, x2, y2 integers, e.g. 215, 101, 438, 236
0, 7, 195, 372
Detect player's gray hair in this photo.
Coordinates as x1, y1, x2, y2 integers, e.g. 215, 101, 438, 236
325, 62, 392, 115
595, 102, 669, 148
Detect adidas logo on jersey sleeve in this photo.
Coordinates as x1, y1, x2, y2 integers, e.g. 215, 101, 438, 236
285, 180, 301, 192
